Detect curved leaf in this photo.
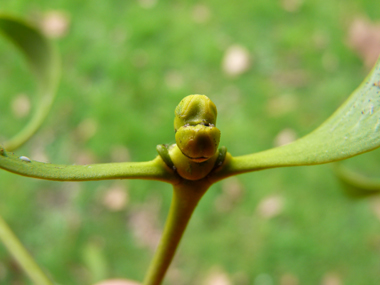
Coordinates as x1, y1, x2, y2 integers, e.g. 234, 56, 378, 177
0, 14, 60, 151
334, 163, 380, 198
212, 55, 380, 180
0, 146, 178, 183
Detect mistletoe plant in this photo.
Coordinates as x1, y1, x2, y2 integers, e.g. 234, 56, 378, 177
1, 15, 380, 285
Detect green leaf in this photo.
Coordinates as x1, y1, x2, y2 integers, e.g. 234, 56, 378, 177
0, 14, 60, 151
334, 163, 380, 198
212, 56, 380, 180
0, 146, 177, 183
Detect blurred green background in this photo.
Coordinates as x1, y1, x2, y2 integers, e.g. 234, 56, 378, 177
1, 0, 380, 284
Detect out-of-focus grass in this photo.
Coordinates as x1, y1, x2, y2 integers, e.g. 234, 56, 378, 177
1, 1, 380, 284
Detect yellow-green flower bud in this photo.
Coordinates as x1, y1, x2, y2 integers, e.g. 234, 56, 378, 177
175, 124, 220, 162
169, 144, 219, 180
174, 95, 217, 131
174, 95, 221, 163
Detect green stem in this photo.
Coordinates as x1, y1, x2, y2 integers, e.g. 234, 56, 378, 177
0, 214, 54, 285
142, 181, 211, 285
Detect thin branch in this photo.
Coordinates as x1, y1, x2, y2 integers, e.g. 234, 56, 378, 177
142, 181, 210, 285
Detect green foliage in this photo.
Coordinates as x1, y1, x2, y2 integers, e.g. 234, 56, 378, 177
1, 1, 380, 285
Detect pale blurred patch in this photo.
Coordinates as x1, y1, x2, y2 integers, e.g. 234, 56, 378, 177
193, 79, 212, 95
94, 279, 141, 285
272, 69, 309, 88
138, 0, 157, 9
280, 0, 303, 12
257, 195, 284, 219
347, 18, 380, 68
132, 50, 149, 68
166, 267, 184, 285
110, 145, 131, 162
51, 184, 82, 232
75, 118, 98, 142
222, 45, 251, 76
192, 4, 211, 24
280, 273, 299, 285
273, 128, 297, 147
102, 183, 129, 211
321, 52, 339, 72
215, 177, 244, 213
73, 149, 98, 165
0, 262, 7, 281
254, 273, 274, 285
231, 272, 250, 285
40, 10, 70, 38
111, 28, 129, 44
312, 31, 330, 50
36, 182, 80, 218
67, 206, 82, 231
28, 130, 55, 163
370, 198, 380, 221
71, 265, 90, 285
217, 85, 242, 114
165, 70, 184, 90
266, 93, 298, 117
11, 93, 31, 118
222, 85, 241, 103
321, 273, 342, 285
127, 196, 162, 250
30, 145, 49, 163
202, 268, 232, 285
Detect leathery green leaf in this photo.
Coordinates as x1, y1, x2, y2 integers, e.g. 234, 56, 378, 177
212, 56, 380, 180
0, 14, 60, 151
0, 146, 177, 183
